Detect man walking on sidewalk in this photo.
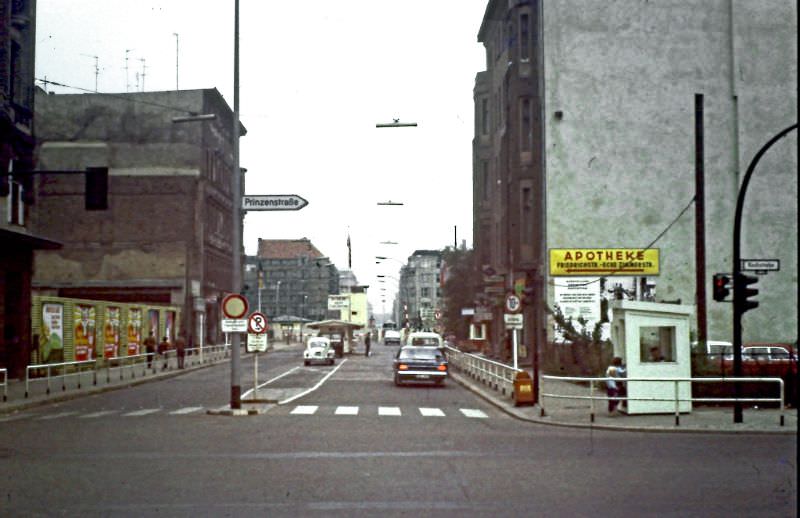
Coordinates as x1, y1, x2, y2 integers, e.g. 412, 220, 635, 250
364, 331, 371, 357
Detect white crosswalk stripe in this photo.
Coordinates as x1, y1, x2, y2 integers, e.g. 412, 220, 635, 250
123, 408, 161, 417
80, 410, 118, 419
460, 409, 489, 419
378, 406, 402, 416
335, 406, 359, 415
419, 407, 446, 417
169, 407, 204, 415
290, 405, 319, 415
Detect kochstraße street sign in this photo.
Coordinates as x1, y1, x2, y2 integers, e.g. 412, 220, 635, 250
741, 259, 780, 272
243, 195, 308, 211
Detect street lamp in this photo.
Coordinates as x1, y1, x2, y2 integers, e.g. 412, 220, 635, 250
275, 280, 282, 316
377, 200, 403, 206
376, 119, 418, 128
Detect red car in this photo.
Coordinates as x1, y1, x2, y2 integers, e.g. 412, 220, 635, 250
722, 342, 797, 378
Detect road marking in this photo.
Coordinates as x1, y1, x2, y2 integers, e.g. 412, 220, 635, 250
80, 410, 117, 419
36, 411, 78, 420
169, 407, 204, 415
378, 406, 402, 416
123, 408, 161, 416
291, 405, 318, 415
460, 409, 489, 419
279, 359, 348, 405
335, 406, 359, 416
241, 366, 301, 399
0, 413, 37, 422
419, 407, 445, 417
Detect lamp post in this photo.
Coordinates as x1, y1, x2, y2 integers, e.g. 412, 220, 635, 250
229, 0, 243, 410
275, 280, 282, 317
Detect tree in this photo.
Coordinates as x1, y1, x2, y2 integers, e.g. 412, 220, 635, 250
440, 247, 478, 341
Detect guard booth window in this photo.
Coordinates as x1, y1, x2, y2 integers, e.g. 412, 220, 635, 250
640, 325, 675, 362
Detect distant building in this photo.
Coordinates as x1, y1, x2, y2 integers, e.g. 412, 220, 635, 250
399, 250, 443, 331
1, 0, 60, 378
473, 1, 797, 358
248, 238, 338, 322
31, 88, 245, 348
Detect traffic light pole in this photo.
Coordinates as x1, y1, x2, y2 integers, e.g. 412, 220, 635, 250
731, 122, 796, 423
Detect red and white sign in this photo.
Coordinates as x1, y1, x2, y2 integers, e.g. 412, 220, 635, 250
248, 312, 268, 334
221, 293, 249, 319
505, 294, 521, 313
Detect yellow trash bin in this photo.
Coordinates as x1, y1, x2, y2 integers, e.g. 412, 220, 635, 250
513, 370, 535, 406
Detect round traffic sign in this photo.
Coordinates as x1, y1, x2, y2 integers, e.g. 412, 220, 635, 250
434, 309, 442, 320
221, 293, 249, 319
248, 312, 268, 334
505, 294, 521, 313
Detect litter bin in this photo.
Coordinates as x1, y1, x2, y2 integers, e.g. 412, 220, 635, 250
513, 371, 535, 406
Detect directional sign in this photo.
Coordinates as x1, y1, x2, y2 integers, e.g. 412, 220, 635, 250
242, 195, 308, 211
248, 312, 268, 334
741, 259, 780, 272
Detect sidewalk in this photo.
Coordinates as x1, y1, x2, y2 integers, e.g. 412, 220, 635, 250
451, 371, 797, 435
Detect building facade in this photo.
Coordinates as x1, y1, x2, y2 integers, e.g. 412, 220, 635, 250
473, 0, 797, 358
247, 238, 339, 323
31, 88, 244, 349
1, 0, 61, 377
398, 250, 443, 331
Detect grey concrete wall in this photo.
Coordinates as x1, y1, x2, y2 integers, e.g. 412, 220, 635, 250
543, 0, 797, 342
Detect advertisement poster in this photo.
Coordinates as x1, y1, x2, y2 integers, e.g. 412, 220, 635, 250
40, 303, 64, 363
166, 311, 176, 342
104, 307, 120, 359
148, 309, 159, 339
553, 277, 606, 342
127, 308, 142, 355
74, 304, 96, 361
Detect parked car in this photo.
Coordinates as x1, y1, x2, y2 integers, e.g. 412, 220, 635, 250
393, 345, 448, 386
723, 343, 798, 378
303, 336, 335, 366
404, 331, 444, 349
383, 329, 402, 345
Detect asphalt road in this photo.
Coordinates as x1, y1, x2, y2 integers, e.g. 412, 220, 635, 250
1, 342, 796, 517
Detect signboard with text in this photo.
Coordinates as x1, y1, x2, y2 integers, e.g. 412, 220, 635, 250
550, 248, 660, 276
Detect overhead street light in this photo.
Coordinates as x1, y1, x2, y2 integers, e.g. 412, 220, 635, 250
376, 118, 418, 128
379, 240, 399, 245
377, 200, 403, 206
171, 113, 217, 123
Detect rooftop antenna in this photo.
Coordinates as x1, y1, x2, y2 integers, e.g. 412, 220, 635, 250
125, 49, 134, 92
139, 58, 147, 91
173, 33, 179, 90
81, 54, 99, 92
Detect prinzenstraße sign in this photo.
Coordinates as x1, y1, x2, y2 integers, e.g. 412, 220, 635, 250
243, 195, 308, 211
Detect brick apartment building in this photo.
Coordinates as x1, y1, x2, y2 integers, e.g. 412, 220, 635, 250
30, 88, 245, 348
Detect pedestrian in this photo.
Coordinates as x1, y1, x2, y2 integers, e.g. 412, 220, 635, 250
158, 336, 170, 370
175, 332, 187, 369
143, 332, 156, 369
364, 331, 371, 357
605, 356, 626, 415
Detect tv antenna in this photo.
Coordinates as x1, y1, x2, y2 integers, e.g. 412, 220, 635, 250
80, 54, 100, 92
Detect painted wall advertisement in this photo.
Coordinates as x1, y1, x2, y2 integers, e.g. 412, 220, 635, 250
127, 308, 142, 355
104, 307, 121, 359
40, 303, 64, 363
74, 304, 96, 361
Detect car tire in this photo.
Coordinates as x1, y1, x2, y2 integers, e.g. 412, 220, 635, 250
435, 379, 445, 387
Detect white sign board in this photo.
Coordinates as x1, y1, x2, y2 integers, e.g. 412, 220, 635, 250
221, 318, 248, 333
328, 295, 350, 310
741, 259, 780, 272
247, 333, 268, 352
554, 277, 601, 322
504, 313, 523, 329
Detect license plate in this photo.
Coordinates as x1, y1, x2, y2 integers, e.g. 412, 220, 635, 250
416, 374, 430, 379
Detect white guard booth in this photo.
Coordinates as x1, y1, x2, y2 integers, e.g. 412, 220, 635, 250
610, 300, 694, 414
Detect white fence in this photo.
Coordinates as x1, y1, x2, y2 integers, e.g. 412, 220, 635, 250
445, 346, 522, 398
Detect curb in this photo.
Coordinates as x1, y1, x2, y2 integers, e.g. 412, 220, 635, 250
449, 370, 797, 436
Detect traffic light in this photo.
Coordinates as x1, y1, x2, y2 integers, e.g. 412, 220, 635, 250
712, 273, 731, 302
521, 274, 535, 304
735, 273, 759, 313
85, 166, 108, 210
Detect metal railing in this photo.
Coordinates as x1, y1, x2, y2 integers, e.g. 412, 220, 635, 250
25, 359, 97, 397
19, 344, 233, 400
445, 346, 522, 397
1, 368, 7, 401
541, 375, 787, 426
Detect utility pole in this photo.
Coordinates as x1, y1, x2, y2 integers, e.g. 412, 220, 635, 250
694, 94, 708, 350
229, 0, 243, 410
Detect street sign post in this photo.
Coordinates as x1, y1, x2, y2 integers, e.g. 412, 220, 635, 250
246, 311, 269, 399
740, 259, 780, 273
242, 195, 308, 211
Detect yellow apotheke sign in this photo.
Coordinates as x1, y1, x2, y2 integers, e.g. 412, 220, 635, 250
550, 248, 660, 276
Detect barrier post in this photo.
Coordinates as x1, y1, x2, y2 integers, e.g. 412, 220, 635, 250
674, 380, 680, 426
589, 380, 595, 423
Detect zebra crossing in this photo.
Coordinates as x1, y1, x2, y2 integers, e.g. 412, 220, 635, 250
2, 404, 492, 422
285, 405, 489, 419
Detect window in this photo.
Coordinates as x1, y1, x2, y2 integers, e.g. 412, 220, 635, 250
481, 98, 489, 135
519, 13, 530, 61
482, 161, 490, 201
640, 326, 675, 362
520, 98, 532, 151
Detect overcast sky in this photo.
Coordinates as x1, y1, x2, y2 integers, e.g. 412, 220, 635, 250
35, 0, 487, 309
